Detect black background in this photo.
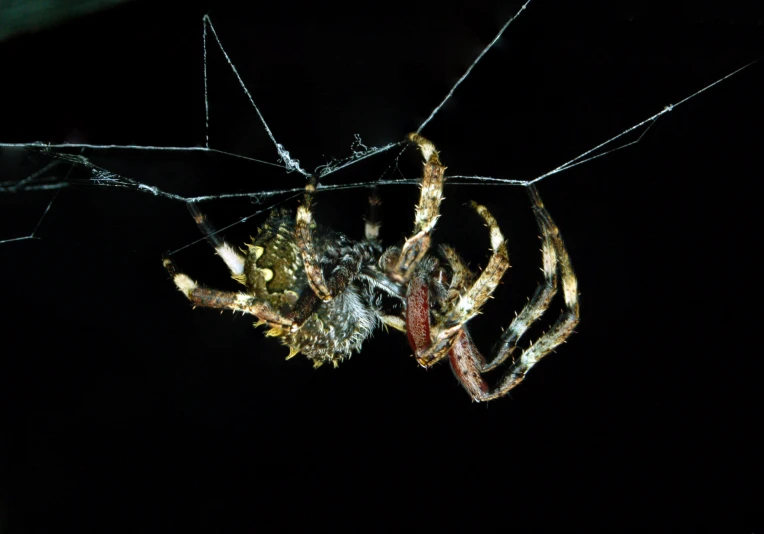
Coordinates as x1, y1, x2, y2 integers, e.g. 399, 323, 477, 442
1, 0, 763, 531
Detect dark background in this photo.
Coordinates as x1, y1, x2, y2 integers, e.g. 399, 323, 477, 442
1, 0, 763, 531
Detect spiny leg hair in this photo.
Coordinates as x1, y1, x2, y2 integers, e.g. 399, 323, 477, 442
415, 201, 510, 368
387, 133, 446, 283
163, 202, 292, 327
482, 185, 561, 372
162, 256, 293, 329
295, 175, 333, 301
292, 174, 376, 329
484, 185, 579, 397
451, 185, 579, 401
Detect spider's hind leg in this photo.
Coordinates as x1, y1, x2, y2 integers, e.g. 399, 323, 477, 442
186, 201, 246, 280
162, 255, 293, 329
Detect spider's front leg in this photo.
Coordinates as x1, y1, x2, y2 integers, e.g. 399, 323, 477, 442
405, 201, 509, 368
398, 133, 509, 368
295, 176, 333, 301
448, 185, 580, 402
291, 175, 377, 330
386, 133, 446, 283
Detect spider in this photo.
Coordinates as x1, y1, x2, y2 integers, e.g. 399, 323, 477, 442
163, 133, 579, 401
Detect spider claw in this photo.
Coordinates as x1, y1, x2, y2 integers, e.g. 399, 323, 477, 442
286, 346, 299, 360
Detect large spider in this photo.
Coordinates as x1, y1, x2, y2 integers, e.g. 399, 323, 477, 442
163, 134, 579, 401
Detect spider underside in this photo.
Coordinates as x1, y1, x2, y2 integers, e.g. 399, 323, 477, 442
163, 133, 579, 401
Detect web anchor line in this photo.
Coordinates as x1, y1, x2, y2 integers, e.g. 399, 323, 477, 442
0, 1, 538, 192
416, 0, 534, 134
2, 56, 758, 204
448, 58, 760, 187
0, 191, 59, 245
202, 14, 307, 176
0, 150, 83, 244
0, 6, 759, 249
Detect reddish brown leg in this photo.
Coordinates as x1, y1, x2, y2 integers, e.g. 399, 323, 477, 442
405, 272, 489, 400
405, 270, 431, 360
404, 267, 459, 367
448, 330, 490, 399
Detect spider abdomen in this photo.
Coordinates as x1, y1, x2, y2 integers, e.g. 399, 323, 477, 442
243, 209, 384, 366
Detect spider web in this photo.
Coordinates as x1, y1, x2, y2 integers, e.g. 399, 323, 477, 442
0, 1, 759, 250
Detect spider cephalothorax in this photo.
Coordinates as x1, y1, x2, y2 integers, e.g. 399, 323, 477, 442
164, 133, 579, 401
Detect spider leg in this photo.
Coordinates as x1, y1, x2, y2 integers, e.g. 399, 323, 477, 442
186, 201, 246, 280
405, 266, 433, 361
447, 185, 579, 401
481, 185, 561, 371
293, 175, 380, 324
480, 186, 579, 400
285, 249, 367, 327
364, 186, 382, 243
387, 133, 446, 283
405, 270, 490, 396
411, 202, 509, 367
295, 175, 334, 301
163, 256, 293, 329
448, 329, 490, 398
